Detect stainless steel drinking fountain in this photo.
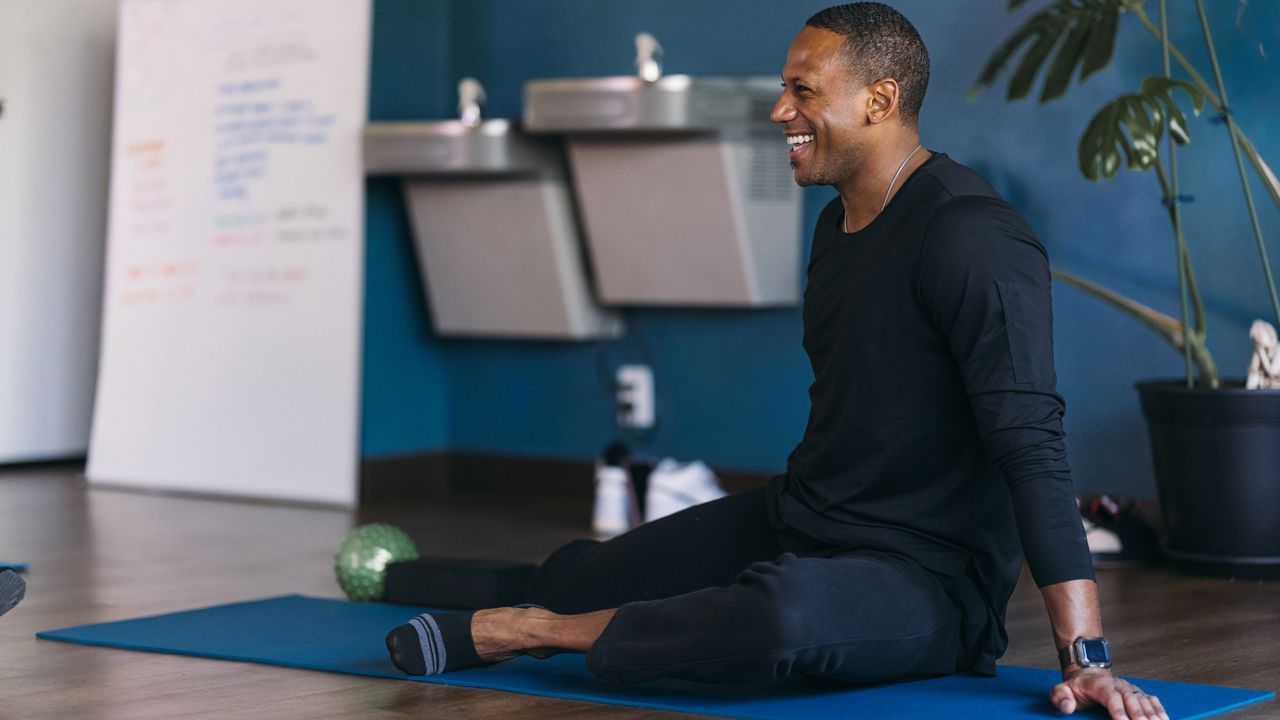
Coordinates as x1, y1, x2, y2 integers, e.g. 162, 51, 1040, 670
524, 34, 802, 307
365, 78, 621, 340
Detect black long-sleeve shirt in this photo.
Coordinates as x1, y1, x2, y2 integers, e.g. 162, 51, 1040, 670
766, 152, 1093, 673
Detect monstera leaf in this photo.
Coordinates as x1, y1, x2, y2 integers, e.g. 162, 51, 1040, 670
974, 0, 1133, 102
1078, 76, 1205, 180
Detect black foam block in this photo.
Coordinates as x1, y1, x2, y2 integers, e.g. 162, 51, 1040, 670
384, 557, 538, 609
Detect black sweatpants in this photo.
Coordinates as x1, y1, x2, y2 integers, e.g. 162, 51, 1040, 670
525, 485, 967, 686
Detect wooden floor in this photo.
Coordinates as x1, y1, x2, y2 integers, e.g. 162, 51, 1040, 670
1, 464, 1276, 719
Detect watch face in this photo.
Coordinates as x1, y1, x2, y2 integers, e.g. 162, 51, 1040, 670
1080, 638, 1110, 664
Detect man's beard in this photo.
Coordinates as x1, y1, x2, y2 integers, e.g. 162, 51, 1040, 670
793, 144, 860, 187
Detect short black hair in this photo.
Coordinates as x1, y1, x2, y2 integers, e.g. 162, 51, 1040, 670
806, 3, 930, 124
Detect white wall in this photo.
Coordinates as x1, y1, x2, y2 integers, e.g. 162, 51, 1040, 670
0, 0, 117, 463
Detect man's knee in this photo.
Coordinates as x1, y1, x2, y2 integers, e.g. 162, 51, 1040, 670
733, 554, 818, 653
525, 538, 602, 612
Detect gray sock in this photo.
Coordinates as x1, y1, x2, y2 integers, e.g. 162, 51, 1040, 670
385, 611, 484, 675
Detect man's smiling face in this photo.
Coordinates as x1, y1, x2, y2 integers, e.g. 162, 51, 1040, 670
771, 26, 870, 188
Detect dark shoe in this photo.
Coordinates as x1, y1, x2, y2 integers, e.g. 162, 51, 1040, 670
0, 569, 25, 618
1081, 495, 1162, 567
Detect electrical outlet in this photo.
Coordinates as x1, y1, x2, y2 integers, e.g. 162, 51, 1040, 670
615, 364, 654, 429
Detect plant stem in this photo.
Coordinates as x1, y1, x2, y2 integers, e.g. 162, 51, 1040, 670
1152, 162, 1208, 338
1131, 2, 1280, 240
1193, 0, 1280, 330
1160, 0, 1195, 388
1232, 130, 1280, 211
1181, 241, 1206, 339
1153, 158, 1206, 374
1052, 269, 1218, 385
1128, 3, 1221, 107
1153, 159, 1211, 343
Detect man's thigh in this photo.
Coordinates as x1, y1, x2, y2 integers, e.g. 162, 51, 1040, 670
526, 485, 783, 613
779, 551, 964, 684
584, 549, 965, 686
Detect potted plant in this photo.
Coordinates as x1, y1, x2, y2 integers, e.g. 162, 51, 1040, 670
973, 0, 1280, 577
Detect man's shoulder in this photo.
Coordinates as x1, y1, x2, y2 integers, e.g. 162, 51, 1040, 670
917, 153, 1004, 202
815, 154, 1030, 237
915, 156, 1036, 243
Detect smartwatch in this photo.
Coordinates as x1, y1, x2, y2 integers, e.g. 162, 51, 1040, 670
1058, 636, 1112, 670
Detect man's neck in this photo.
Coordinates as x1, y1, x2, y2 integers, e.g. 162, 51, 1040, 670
836, 137, 929, 234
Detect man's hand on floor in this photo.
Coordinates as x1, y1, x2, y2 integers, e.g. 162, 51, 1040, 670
1051, 667, 1168, 720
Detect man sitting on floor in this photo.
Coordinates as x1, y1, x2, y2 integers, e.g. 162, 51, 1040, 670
387, 4, 1166, 719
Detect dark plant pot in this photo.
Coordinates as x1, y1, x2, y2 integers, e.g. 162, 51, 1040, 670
1137, 380, 1280, 579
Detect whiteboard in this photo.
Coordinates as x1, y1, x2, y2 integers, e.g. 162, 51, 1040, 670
0, 0, 116, 463
88, 0, 370, 505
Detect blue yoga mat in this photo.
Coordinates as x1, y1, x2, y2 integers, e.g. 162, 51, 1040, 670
37, 595, 1273, 720
0, 562, 29, 572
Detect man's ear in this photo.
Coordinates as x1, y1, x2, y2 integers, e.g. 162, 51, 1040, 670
865, 78, 900, 125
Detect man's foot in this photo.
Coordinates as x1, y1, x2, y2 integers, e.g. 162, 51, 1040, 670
385, 611, 483, 675
385, 606, 546, 676
0, 569, 25, 619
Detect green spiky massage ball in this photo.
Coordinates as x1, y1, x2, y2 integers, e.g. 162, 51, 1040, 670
334, 523, 419, 601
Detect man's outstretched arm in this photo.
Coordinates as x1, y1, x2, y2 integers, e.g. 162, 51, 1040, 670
1041, 579, 1167, 720
920, 197, 1161, 720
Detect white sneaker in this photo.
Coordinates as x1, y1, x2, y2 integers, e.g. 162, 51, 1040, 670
592, 464, 633, 537
644, 459, 727, 522
1083, 517, 1122, 554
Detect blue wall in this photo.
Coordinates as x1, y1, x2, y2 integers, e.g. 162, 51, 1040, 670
362, 0, 453, 455
363, 0, 1280, 496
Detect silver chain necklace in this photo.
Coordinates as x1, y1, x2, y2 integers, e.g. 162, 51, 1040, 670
843, 144, 923, 233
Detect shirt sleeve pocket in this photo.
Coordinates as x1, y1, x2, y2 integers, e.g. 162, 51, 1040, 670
996, 280, 1055, 384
